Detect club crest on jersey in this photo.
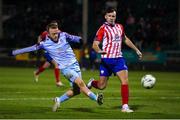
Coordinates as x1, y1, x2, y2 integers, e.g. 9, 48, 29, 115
113, 34, 120, 41
101, 70, 104, 74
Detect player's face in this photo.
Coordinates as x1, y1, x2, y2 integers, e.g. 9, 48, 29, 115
105, 11, 116, 25
48, 28, 59, 41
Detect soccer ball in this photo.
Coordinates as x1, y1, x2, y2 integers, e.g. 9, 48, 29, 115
141, 74, 156, 89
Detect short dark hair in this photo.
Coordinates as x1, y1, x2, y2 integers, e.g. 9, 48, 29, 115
46, 20, 58, 30
104, 7, 117, 15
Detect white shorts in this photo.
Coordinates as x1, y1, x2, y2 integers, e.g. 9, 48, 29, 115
61, 61, 82, 83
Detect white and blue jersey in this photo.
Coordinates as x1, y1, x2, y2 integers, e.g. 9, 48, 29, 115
38, 32, 80, 69
12, 32, 82, 82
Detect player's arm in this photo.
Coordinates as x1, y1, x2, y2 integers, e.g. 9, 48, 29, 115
124, 34, 142, 59
92, 38, 106, 54
92, 26, 106, 54
65, 32, 82, 43
12, 44, 42, 56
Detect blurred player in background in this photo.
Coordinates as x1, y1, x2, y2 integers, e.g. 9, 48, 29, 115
87, 7, 142, 113
12, 20, 103, 111
34, 28, 64, 87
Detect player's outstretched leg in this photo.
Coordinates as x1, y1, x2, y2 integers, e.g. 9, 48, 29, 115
52, 97, 61, 112
75, 78, 103, 105
52, 91, 72, 112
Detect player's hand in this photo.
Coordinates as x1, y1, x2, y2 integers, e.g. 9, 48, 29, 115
98, 50, 107, 54
136, 50, 142, 60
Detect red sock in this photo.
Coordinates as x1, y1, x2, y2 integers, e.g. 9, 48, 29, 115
36, 66, 45, 75
121, 84, 129, 105
54, 68, 60, 83
92, 80, 99, 89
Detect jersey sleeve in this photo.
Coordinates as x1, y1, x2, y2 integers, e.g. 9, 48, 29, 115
12, 44, 42, 56
95, 25, 105, 42
64, 32, 82, 43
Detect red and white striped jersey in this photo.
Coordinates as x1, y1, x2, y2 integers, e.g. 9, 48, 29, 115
95, 22, 125, 58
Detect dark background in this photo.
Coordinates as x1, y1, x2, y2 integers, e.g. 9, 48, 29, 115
0, 0, 179, 70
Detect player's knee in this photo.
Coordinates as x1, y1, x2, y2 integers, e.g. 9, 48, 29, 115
79, 81, 85, 87
121, 79, 128, 85
76, 79, 86, 88
98, 85, 106, 90
98, 82, 107, 90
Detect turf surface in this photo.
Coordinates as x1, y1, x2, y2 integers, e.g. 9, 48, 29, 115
0, 67, 180, 119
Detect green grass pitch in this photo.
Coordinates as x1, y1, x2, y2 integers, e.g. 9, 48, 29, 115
0, 67, 180, 119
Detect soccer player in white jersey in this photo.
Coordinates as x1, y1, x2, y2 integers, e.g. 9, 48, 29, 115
11, 21, 103, 111
34, 30, 64, 87
87, 7, 142, 113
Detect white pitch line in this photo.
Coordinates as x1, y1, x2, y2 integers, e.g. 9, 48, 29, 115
0, 97, 180, 101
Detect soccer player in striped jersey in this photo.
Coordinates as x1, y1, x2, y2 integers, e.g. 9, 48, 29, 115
87, 7, 142, 113
11, 20, 103, 111
34, 29, 64, 87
